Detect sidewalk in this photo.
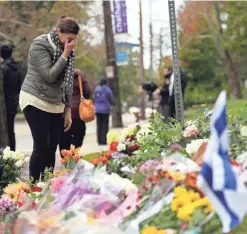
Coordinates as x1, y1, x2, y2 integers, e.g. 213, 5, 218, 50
15, 113, 149, 172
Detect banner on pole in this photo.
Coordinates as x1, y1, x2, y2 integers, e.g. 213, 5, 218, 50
113, 0, 128, 34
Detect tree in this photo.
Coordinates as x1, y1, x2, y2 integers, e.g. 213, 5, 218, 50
178, 2, 243, 99
103, 1, 123, 128
0, 66, 9, 148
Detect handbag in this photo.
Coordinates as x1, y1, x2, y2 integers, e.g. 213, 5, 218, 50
78, 74, 95, 122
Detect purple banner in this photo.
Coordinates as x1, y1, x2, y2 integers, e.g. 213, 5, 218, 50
113, 0, 128, 34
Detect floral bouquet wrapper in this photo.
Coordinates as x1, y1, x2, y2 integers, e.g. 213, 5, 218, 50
159, 153, 201, 174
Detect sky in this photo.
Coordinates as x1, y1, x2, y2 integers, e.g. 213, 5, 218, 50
119, 0, 185, 68
87, 0, 185, 69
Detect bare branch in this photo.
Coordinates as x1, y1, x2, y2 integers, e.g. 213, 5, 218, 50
0, 32, 15, 43
0, 18, 32, 28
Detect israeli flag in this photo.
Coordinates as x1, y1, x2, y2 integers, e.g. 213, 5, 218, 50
197, 91, 247, 233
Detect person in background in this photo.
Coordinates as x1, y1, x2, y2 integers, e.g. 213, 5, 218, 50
0, 45, 22, 151
94, 77, 113, 145
159, 67, 172, 119
160, 67, 188, 119
59, 69, 91, 154
19, 16, 80, 181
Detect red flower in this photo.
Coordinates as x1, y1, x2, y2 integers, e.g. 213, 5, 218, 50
31, 186, 42, 193
109, 142, 119, 152
126, 135, 136, 141
128, 144, 140, 153
32, 202, 36, 209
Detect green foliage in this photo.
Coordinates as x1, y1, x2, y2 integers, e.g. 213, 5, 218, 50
141, 207, 179, 230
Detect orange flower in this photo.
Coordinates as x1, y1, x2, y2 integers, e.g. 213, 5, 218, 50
230, 159, 239, 167
72, 154, 80, 162
61, 150, 71, 159
185, 173, 202, 194
61, 159, 66, 165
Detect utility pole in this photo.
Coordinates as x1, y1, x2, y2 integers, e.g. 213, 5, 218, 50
139, 0, 145, 120
103, 1, 123, 128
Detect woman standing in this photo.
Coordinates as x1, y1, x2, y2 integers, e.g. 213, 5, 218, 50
94, 78, 113, 145
19, 16, 80, 181
59, 69, 91, 153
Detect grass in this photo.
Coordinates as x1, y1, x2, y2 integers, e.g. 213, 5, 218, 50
185, 97, 247, 121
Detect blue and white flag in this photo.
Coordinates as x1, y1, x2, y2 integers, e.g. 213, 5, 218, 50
197, 91, 247, 233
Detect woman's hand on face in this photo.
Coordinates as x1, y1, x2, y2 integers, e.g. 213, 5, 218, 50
64, 108, 72, 132
63, 39, 77, 58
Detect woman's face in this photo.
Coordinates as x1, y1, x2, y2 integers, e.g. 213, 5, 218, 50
56, 28, 77, 45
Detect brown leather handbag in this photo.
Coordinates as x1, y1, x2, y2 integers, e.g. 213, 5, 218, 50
78, 74, 95, 122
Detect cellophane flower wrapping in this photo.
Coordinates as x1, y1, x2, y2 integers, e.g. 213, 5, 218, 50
13, 160, 137, 233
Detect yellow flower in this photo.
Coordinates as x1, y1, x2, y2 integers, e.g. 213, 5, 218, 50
177, 203, 196, 222
141, 226, 167, 234
171, 198, 186, 212
3, 182, 29, 202
188, 190, 200, 202
167, 170, 185, 181
107, 131, 119, 144
193, 197, 210, 208
205, 204, 214, 213
174, 186, 188, 197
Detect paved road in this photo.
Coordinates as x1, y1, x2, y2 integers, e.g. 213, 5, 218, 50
15, 113, 147, 171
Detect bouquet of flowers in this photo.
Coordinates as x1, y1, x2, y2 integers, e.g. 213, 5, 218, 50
0, 147, 29, 190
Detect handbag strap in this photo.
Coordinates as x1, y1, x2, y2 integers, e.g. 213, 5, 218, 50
78, 74, 84, 99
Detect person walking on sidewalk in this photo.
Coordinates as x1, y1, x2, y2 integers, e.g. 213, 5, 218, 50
94, 77, 113, 145
19, 16, 80, 181
59, 69, 91, 154
1, 45, 22, 151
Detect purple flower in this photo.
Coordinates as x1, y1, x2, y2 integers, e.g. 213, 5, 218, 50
111, 152, 127, 159
0, 198, 17, 216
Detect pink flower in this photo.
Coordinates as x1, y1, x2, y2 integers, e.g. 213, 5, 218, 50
183, 125, 200, 138
51, 177, 66, 193
139, 160, 159, 173
181, 222, 188, 230
170, 143, 183, 153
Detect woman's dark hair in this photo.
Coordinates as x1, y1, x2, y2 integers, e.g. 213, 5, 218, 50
99, 77, 107, 86
57, 16, 80, 35
0, 45, 13, 59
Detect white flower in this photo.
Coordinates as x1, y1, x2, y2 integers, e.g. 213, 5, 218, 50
36, 182, 46, 189
240, 126, 247, 137
3, 146, 10, 154
33, 192, 41, 197
117, 143, 126, 152
186, 139, 208, 156
15, 160, 24, 168
24, 157, 30, 163
185, 120, 197, 127
12, 152, 25, 161
136, 127, 152, 143
3, 151, 12, 160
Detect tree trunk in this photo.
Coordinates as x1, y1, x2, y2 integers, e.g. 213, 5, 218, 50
103, 1, 123, 128
213, 3, 243, 99
224, 49, 243, 99
0, 66, 9, 148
